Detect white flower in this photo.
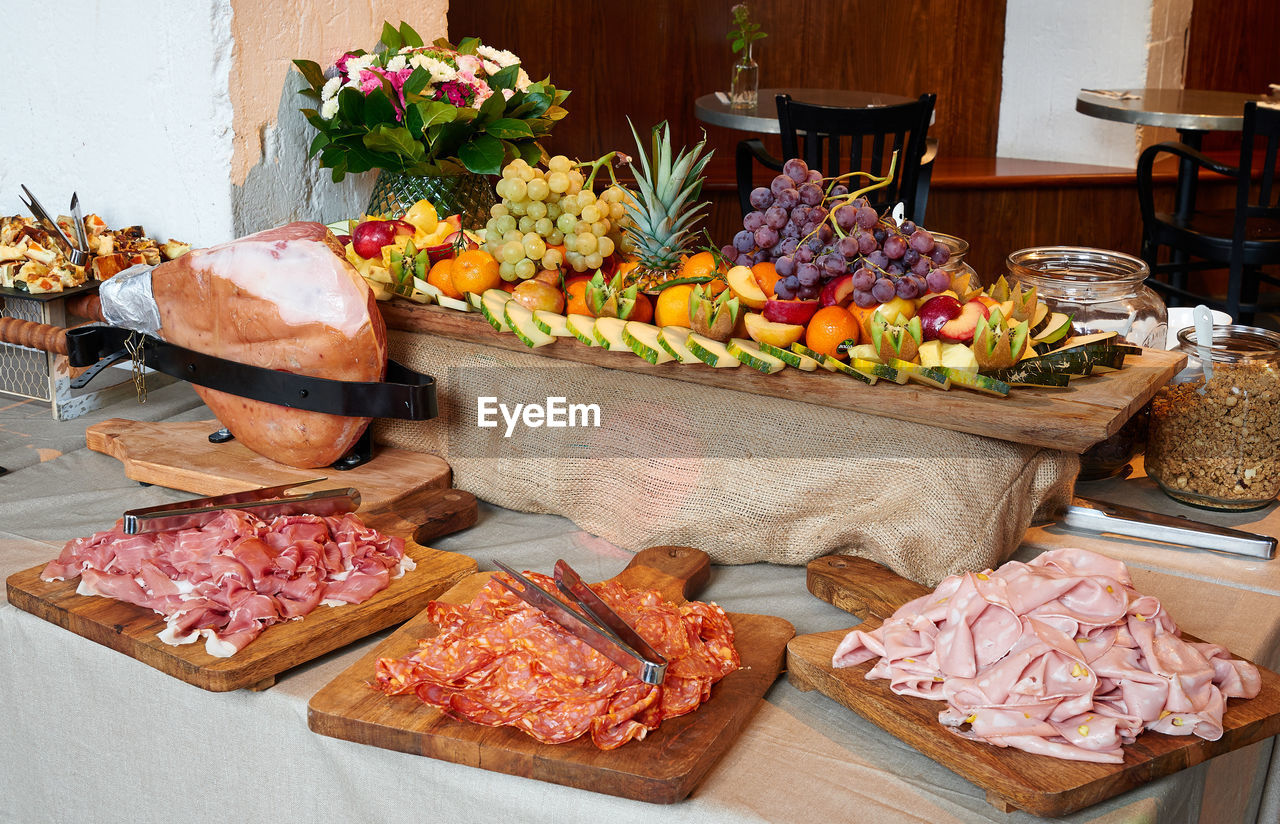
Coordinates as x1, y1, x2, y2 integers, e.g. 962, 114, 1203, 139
385, 55, 407, 73
481, 59, 501, 76
346, 54, 375, 74
502, 88, 515, 101
477, 45, 520, 68
321, 76, 342, 101
516, 68, 531, 92
320, 97, 340, 119
410, 55, 456, 84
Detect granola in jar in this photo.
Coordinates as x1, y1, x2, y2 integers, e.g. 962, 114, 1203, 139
1146, 326, 1280, 510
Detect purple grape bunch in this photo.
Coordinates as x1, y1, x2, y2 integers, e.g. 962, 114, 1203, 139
721, 157, 953, 305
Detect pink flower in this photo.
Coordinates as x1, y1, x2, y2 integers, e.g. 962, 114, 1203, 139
335, 51, 359, 75
358, 68, 384, 94
456, 54, 482, 75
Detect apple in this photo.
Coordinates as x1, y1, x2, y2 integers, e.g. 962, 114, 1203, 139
335, 234, 351, 247
820, 273, 855, 308
938, 300, 990, 345
390, 218, 415, 236
512, 279, 565, 314
352, 220, 403, 259
763, 298, 821, 326
743, 311, 805, 347
917, 295, 962, 342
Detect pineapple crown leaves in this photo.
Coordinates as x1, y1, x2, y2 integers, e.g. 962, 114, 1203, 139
622, 119, 715, 262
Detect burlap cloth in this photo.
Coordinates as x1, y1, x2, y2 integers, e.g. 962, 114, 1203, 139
376, 331, 1079, 585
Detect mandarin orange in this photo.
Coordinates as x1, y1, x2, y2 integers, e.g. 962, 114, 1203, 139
450, 249, 501, 295
426, 258, 463, 300
805, 306, 862, 359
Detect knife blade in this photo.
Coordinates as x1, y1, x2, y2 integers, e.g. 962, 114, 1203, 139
123, 484, 359, 534
1063, 497, 1276, 560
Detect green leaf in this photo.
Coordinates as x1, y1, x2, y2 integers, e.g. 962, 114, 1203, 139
458, 133, 504, 175
486, 118, 533, 140
363, 88, 397, 128
552, 88, 571, 105
432, 37, 454, 49
475, 89, 506, 125
431, 120, 473, 159
488, 64, 519, 91
456, 36, 480, 55
380, 22, 403, 52
731, 37, 745, 52
544, 105, 569, 122
522, 91, 552, 118
404, 67, 431, 97
364, 124, 425, 161
518, 141, 545, 166
399, 21, 424, 49
452, 106, 479, 123
308, 132, 330, 156
338, 86, 365, 122
292, 59, 325, 91
417, 100, 458, 130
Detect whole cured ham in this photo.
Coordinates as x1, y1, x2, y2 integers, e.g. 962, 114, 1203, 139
41, 510, 411, 657
832, 548, 1261, 763
149, 221, 387, 468
375, 571, 740, 749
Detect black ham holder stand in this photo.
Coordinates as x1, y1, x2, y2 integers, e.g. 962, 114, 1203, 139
65, 325, 437, 470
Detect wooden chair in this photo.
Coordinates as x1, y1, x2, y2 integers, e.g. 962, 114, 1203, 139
1137, 100, 1280, 322
735, 93, 937, 223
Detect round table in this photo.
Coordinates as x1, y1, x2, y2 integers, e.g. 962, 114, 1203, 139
1075, 88, 1268, 133
694, 88, 916, 133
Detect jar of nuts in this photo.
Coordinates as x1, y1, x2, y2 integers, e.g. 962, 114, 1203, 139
1146, 325, 1280, 510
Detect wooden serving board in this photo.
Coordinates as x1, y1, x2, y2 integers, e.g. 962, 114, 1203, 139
308, 546, 796, 803
787, 555, 1280, 817
381, 300, 1185, 454
5, 486, 479, 692
85, 418, 451, 512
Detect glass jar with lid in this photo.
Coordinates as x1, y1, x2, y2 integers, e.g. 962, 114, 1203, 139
1006, 246, 1169, 480
932, 232, 978, 284
1146, 325, 1280, 510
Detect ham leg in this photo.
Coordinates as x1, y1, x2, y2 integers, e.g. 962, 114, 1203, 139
150, 222, 387, 468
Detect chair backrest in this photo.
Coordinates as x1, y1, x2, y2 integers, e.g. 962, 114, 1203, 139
1235, 101, 1280, 232
776, 92, 936, 220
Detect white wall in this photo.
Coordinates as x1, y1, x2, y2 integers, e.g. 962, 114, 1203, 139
0, 0, 236, 244
997, 0, 1152, 166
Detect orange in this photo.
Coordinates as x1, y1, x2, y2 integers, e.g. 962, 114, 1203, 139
628, 292, 653, 324
426, 258, 463, 300
752, 262, 781, 298
679, 251, 719, 281
654, 283, 695, 328
565, 278, 593, 316
847, 303, 877, 345
806, 306, 862, 360
613, 256, 639, 283
450, 249, 501, 296
703, 277, 727, 297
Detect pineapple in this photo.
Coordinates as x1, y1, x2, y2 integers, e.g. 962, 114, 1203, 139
621, 121, 714, 292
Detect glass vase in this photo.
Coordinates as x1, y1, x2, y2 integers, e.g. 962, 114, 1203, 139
729, 46, 759, 110
367, 169, 497, 231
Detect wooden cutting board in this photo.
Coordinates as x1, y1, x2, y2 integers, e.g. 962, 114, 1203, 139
308, 546, 796, 803
381, 300, 1185, 453
85, 418, 451, 512
787, 555, 1280, 816
5, 486, 478, 692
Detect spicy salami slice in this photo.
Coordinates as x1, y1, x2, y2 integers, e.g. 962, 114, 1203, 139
374, 570, 739, 750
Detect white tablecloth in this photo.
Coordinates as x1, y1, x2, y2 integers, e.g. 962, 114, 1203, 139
1, 389, 1277, 823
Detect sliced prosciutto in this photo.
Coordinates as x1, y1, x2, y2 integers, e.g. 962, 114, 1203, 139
41, 510, 412, 658
832, 548, 1261, 763
374, 571, 739, 750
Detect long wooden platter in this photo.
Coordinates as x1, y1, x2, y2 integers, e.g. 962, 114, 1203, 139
85, 418, 452, 513
381, 300, 1185, 453
787, 555, 1280, 816
5, 486, 479, 692
308, 546, 796, 803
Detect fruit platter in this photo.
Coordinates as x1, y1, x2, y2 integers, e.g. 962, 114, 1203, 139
331, 122, 1184, 453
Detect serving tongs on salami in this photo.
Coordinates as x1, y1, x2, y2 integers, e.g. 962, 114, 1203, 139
492, 560, 669, 685
122, 478, 360, 534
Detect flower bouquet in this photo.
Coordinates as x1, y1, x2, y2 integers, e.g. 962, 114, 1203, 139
294, 22, 568, 180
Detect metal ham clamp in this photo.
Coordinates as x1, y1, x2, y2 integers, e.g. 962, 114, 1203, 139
0, 221, 437, 470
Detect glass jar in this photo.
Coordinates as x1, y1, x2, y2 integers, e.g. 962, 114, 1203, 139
1146, 325, 1280, 511
729, 45, 759, 110
932, 232, 979, 286
1006, 247, 1168, 480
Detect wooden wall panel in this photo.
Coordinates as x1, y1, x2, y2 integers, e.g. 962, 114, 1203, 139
450, 0, 1007, 164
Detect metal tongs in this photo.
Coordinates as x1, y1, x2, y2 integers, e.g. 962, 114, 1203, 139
122, 478, 360, 534
18, 185, 90, 266
1063, 497, 1276, 560
492, 559, 668, 685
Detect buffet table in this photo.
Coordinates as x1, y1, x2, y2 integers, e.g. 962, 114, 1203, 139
2, 387, 1279, 823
